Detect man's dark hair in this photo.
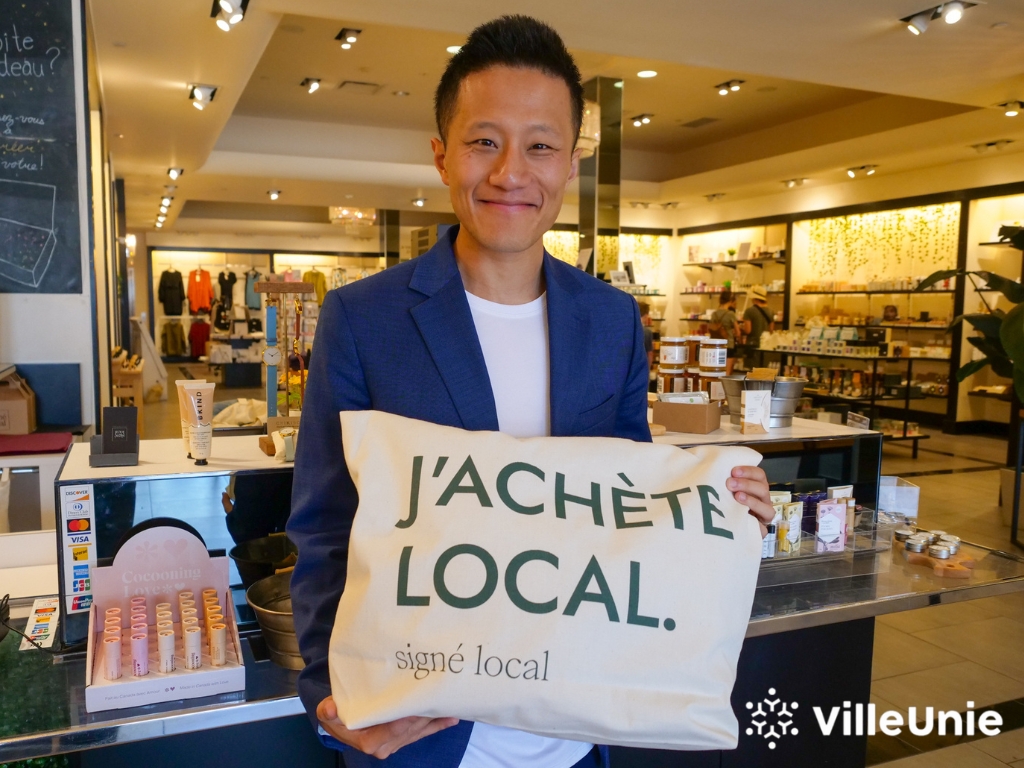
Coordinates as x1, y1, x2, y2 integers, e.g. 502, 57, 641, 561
434, 15, 585, 145
719, 290, 734, 306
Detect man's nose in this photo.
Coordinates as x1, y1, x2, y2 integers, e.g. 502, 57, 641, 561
489, 146, 529, 189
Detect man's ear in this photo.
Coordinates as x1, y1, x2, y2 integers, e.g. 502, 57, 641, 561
431, 137, 450, 186
566, 146, 583, 187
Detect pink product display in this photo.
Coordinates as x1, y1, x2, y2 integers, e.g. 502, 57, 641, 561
815, 500, 848, 553
131, 634, 149, 677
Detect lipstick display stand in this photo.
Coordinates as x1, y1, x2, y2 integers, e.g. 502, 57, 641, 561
83, 524, 245, 713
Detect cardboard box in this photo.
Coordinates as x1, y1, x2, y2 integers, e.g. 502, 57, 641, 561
651, 401, 722, 434
0, 373, 36, 434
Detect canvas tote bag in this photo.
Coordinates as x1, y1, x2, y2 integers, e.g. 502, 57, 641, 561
329, 410, 763, 750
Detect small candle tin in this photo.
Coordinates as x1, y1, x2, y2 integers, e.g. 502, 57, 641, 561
905, 538, 927, 553
894, 527, 916, 542
928, 544, 951, 559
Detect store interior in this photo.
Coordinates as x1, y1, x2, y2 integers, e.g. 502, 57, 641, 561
7, 1, 1024, 767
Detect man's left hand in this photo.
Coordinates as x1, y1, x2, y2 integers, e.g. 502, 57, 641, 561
727, 466, 773, 537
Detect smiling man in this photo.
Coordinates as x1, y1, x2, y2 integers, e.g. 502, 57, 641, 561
287, 15, 774, 768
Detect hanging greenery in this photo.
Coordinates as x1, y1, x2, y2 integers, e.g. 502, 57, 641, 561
806, 203, 959, 280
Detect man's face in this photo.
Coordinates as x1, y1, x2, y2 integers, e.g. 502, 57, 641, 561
431, 65, 581, 256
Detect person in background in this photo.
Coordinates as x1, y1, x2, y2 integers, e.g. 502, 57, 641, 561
709, 289, 740, 374
742, 285, 774, 369
637, 300, 654, 370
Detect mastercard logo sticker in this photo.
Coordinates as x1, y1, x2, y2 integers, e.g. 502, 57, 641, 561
66, 519, 91, 533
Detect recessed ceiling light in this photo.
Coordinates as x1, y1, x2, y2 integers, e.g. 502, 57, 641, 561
168, 168, 183, 180
848, 169, 856, 178
613, 80, 623, 88
1003, 101, 1022, 117
637, 70, 657, 78
268, 190, 281, 200
155, 221, 163, 228
159, 205, 168, 214
336, 28, 361, 47
188, 84, 217, 110
301, 78, 320, 94
161, 196, 172, 206
411, 197, 426, 207
393, 90, 409, 96
157, 215, 166, 222
446, 45, 461, 54
783, 179, 807, 188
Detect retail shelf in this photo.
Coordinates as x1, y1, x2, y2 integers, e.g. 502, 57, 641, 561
804, 391, 926, 403
770, 351, 904, 361
681, 289, 787, 297
969, 390, 1012, 401
979, 241, 1019, 247
682, 257, 786, 271
792, 322, 950, 330
795, 290, 955, 296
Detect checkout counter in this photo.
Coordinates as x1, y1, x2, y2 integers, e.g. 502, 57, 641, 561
3, 423, 1024, 767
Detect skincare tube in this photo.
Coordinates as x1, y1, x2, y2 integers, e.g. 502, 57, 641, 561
179, 599, 195, 611
103, 636, 122, 680
184, 625, 202, 670
201, 588, 217, 598
103, 627, 120, 639
176, 379, 206, 458
131, 634, 149, 677
210, 623, 226, 666
183, 381, 216, 466
131, 623, 147, 635
156, 621, 173, 635
178, 591, 194, 601
182, 617, 198, 631
155, 602, 171, 613
181, 607, 197, 620
104, 616, 121, 628
130, 613, 146, 625
105, 606, 121, 616
158, 630, 175, 673
206, 613, 223, 631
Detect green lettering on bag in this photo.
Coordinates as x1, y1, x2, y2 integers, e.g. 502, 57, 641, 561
627, 561, 659, 628
698, 485, 734, 539
612, 487, 652, 529
396, 456, 423, 529
650, 487, 692, 530
496, 462, 545, 515
434, 544, 498, 609
555, 473, 604, 526
563, 555, 619, 622
436, 456, 493, 508
504, 550, 558, 614
396, 546, 430, 606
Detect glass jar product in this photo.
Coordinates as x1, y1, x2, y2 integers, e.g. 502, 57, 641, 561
659, 337, 689, 366
656, 365, 688, 395
684, 336, 705, 366
685, 367, 701, 392
699, 338, 729, 373
699, 372, 726, 401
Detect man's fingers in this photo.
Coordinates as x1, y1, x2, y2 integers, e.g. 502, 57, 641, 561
372, 717, 458, 759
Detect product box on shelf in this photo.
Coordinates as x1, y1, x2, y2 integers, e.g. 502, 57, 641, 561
83, 523, 245, 713
651, 400, 722, 434
0, 371, 37, 434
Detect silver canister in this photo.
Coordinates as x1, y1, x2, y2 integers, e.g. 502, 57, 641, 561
928, 544, 951, 559
939, 534, 960, 545
930, 530, 947, 538
894, 527, 916, 542
905, 538, 928, 553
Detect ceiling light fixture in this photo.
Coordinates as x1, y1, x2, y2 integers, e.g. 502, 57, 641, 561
155, 221, 163, 228
336, 28, 361, 49
1002, 101, 1022, 117
714, 79, 745, 96
268, 190, 281, 200
847, 165, 878, 178
661, 201, 679, 210
783, 178, 808, 188
125, 234, 137, 248
301, 78, 320, 94
393, 90, 409, 96
900, 2, 976, 34
167, 168, 183, 180
944, 1, 965, 23
210, 0, 247, 30
160, 196, 172, 206
159, 205, 168, 214
188, 84, 217, 110
157, 215, 166, 223
705, 193, 725, 202
907, 11, 931, 34
446, 45, 461, 54
630, 113, 653, 127
637, 70, 657, 78
411, 197, 426, 207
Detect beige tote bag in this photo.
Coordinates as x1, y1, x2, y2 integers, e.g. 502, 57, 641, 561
329, 411, 762, 750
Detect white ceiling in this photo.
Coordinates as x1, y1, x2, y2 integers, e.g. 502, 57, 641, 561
86, 0, 1024, 231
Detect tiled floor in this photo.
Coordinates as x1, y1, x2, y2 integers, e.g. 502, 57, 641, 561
871, 428, 1024, 766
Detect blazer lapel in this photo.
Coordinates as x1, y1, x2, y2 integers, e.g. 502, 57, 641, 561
545, 254, 590, 437
409, 230, 499, 432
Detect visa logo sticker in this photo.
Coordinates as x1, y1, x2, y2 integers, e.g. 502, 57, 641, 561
67, 534, 92, 545
71, 595, 92, 611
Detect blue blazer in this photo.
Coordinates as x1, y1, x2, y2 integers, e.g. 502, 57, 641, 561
287, 226, 651, 768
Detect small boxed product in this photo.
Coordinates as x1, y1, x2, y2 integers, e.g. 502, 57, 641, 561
778, 502, 803, 554
651, 400, 721, 435
815, 499, 847, 553
741, 390, 771, 434
0, 372, 36, 434
84, 523, 245, 713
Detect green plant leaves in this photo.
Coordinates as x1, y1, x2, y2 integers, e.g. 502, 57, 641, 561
950, 312, 1005, 339
1009, 228, 1024, 251
916, 269, 960, 292
1000, 303, 1024, 365
976, 271, 1024, 303
956, 357, 991, 381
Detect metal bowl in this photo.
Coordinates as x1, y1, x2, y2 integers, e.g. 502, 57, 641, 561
268, 646, 305, 670
721, 375, 746, 398
744, 379, 775, 391
230, 534, 298, 590
260, 624, 301, 654
773, 377, 808, 399
769, 415, 793, 428
246, 571, 296, 635
770, 396, 802, 417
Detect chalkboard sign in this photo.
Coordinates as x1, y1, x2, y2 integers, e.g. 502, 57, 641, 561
0, 0, 83, 293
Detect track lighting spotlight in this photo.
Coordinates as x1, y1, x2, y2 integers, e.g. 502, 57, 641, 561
943, 1, 964, 23
157, 215, 166, 223
167, 168, 183, 180
901, 3, 975, 34
159, 205, 168, 214
210, 0, 247, 30
907, 11, 931, 34
782, 179, 807, 188
411, 198, 426, 207
188, 85, 217, 111
1002, 101, 1022, 117
268, 190, 281, 200
714, 80, 745, 95
446, 46, 461, 54
630, 113, 653, 127
155, 221, 163, 228
705, 193, 725, 202
161, 197, 172, 206
846, 165, 878, 178
336, 28, 361, 48
301, 78, 321, 94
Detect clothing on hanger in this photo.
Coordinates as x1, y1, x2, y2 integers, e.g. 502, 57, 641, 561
330, 267, 347, 291
161, 320, 187, 356
189, 317, 211, 359
187, 269, 215, 314
302, 269, 327, 305
232, 272, 247, 308
158, 269, 186, 316
219, 271, 237, 308
212, 300, 232, 332
245, 270, 262, 310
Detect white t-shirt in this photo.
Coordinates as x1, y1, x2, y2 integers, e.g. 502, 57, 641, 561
462, 290, 593, 768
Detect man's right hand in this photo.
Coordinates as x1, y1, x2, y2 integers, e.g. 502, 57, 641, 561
317, 696, 459, 759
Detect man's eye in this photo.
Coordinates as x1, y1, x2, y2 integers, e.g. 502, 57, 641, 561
474, 139, 496, 147
531, 144, 553, 151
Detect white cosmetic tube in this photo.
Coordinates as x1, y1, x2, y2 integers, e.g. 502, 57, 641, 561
176, 379, 206, 458
184, 625, 202, 670
210, 623, 227, 666
103, 636, 122, 680
183, 382, 215, 465
131, 633, 149, 677
158, 630, 175, 673
155, 602, 171, 613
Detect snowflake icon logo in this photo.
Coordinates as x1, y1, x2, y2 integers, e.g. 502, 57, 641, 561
745, 687, 799, 750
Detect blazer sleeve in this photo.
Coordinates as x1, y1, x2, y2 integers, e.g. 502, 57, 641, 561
615, 298, 653, 444
287, 289, 372, 729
